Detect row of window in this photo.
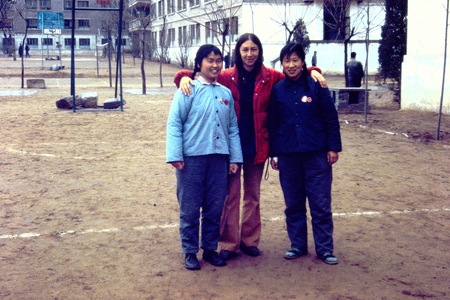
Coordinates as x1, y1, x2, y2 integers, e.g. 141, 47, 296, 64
24, 0, 92, 11
26, 19, 90, 29
151, 17, 237, 47
18, 37, 127, 48
137, 0, 218, 21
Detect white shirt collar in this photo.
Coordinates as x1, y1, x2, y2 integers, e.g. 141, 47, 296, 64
198, 75, 220, 86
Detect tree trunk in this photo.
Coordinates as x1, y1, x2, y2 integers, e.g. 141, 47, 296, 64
141, 35, 146, 95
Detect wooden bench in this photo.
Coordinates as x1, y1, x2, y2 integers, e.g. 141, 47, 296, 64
329, 87, 371, 109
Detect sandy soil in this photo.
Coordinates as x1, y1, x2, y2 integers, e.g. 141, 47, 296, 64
0, 55, 449, 300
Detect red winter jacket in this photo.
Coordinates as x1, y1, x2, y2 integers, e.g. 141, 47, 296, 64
173, 65, 321, 164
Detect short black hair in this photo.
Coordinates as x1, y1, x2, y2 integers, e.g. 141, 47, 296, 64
192, 44, 222, 79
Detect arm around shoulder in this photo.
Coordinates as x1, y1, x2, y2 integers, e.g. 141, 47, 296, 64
174, 70, 194, 88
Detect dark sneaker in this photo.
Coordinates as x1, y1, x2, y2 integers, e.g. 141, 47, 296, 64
284, 248, 308, 260
203, 250, 226, 267
219, 250, 239, 261
240, 243, 260, 257
319, 252, 339, 265
184, 254, 201, 270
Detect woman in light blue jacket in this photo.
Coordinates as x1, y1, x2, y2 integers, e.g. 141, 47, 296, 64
166, 44, 243, 271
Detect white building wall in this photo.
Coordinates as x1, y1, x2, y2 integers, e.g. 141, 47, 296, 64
155, 0, 384, 74
401, 0, 450, 114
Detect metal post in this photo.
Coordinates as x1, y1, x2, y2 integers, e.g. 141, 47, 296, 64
71, 0, 76, 111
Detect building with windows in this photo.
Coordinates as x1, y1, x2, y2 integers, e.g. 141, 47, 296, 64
128, 0, 385, 74
2, 0, 129, 56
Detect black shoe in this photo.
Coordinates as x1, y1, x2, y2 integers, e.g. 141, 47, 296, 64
219, 250, 239, 261
240, 243, 260, 257
184, 254, 201, 270
202, 250, 226, 267
284, 247, 308, 260
319, 252, 339, 265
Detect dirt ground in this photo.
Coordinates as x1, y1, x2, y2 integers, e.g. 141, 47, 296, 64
0, 55, 449, 300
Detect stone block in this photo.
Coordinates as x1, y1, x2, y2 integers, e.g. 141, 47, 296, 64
27, 79, 46, 89
81, 92, 98, 108
103, 97, 126, 109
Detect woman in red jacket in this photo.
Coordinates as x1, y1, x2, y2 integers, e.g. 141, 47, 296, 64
174, 33, 325, 261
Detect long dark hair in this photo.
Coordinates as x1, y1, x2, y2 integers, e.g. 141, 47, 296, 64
279, 42, 309, 85
192, 44, 222, 79
233, 33, 263, 74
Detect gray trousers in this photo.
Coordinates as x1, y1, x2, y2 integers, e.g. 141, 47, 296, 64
176, 154, 228, 254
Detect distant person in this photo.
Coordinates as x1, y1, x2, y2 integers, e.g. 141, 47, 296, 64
224, 52, 230, 69
311, 50, 317, 66
18, 44, 23, 58
166, 44, 243, 271
25, 44, 30, 57
346, 51, 365, 104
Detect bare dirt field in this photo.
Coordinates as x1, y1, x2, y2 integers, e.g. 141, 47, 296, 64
0, 54, 449, 300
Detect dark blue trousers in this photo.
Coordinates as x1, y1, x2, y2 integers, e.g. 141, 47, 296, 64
176, 155, 228, 254
278, 151, 334, 256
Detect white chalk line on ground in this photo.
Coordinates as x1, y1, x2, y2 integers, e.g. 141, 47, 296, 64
1, 208, 448, 240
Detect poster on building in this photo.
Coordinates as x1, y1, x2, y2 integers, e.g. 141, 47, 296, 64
97, 0, 111, 4
38, 12, 64, 30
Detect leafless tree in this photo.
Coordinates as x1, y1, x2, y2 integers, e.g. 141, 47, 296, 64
156, 15, 170, 87
322, 0, 384, 85
1, 0, 16, 58
175, 34, 191, 68
176, 1, 240, 60
129, 2, 152, 94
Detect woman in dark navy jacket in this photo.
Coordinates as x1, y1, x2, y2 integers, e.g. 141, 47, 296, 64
268, 43, 342, 265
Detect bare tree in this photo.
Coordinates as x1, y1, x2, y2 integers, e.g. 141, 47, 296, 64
176, 1, 240, 60
11, 1, 29, 88
1, 0, 16, 58
322, 0, 384, 85
175, 34, 191, 68
129, 2, 152, 94
156, 15, 170, 87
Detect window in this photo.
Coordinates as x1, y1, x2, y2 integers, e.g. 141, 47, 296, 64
64, 19, 73, 29
25, 0, 38, 9
115, 38, 127, 46
177, 0, 186, 11
0, 18, 13, 29
26, 38, 38, 47
178, 26, 187, 45
151, 3, 157, 19
158, 0, 163, 17
78, 19, 90, 29
167, 0, 175, 14
77, 1, 89, 7
79, 38, 91, 49
190, 24, 200, 45
206, 20, 218, 44
40, 0, 51, 10
42, 38, 53, 46
168, 28, 175, 46
190, 0, 199, 7
323, 2, 348, 41
26, 19, 39, 29
64, 19, 72, 29
64, 1, 72, 9
64, 38, 75, 48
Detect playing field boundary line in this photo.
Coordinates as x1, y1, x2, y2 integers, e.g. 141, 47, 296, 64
0, 208, 448, 240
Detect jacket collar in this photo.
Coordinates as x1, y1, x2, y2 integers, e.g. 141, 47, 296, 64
229, 64, 270, 82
